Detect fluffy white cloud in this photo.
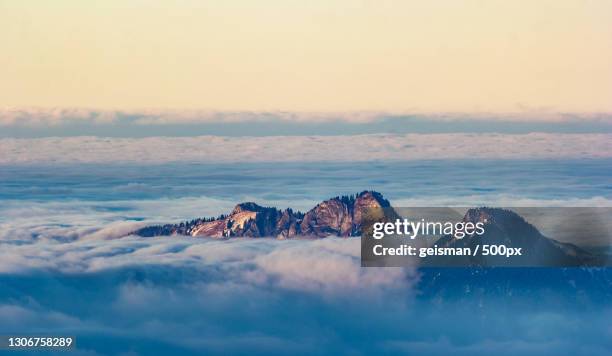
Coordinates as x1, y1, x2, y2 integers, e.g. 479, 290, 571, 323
249, 239, 415, 294
1, 234, 609, 355
0, 235, 417, 299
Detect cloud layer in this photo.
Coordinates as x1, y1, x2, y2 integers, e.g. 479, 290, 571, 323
0, 234, 411, 290
3, 108, 612, 126
1, 235, 610, 355
1, 148, 610, 354
2, 109, 612, 138
2, 133, 611, 163
1, 166, 610, 354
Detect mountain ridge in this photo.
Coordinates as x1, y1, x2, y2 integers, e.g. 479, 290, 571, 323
132, 190, 607, 267
134, 190, 393, 239
132, 192, 606, 267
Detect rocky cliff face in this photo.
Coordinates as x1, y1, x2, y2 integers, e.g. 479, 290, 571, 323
134, 191, 395, 238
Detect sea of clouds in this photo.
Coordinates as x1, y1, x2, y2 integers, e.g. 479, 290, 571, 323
1, 188, 611, 354
1, 223, 424, 355
1, 133, 611, 164
2, 233, 611, 355
0, 120, 610, 354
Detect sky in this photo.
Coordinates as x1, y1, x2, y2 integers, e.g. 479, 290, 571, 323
1, 0, 611, 113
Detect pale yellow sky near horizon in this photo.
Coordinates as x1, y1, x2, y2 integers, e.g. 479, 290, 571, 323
1, 0, 611, 113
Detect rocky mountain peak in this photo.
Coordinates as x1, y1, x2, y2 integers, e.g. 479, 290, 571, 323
432, 207, 597, 266
231, 202, 272, 214
357, 190, 391, 207
462, 207, 541, 238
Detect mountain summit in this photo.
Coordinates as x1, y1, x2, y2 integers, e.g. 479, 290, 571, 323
430, 207, 599, 267
134, 191, 394, 238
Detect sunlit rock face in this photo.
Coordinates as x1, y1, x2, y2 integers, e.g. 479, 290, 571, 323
300, 191, 392, 237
